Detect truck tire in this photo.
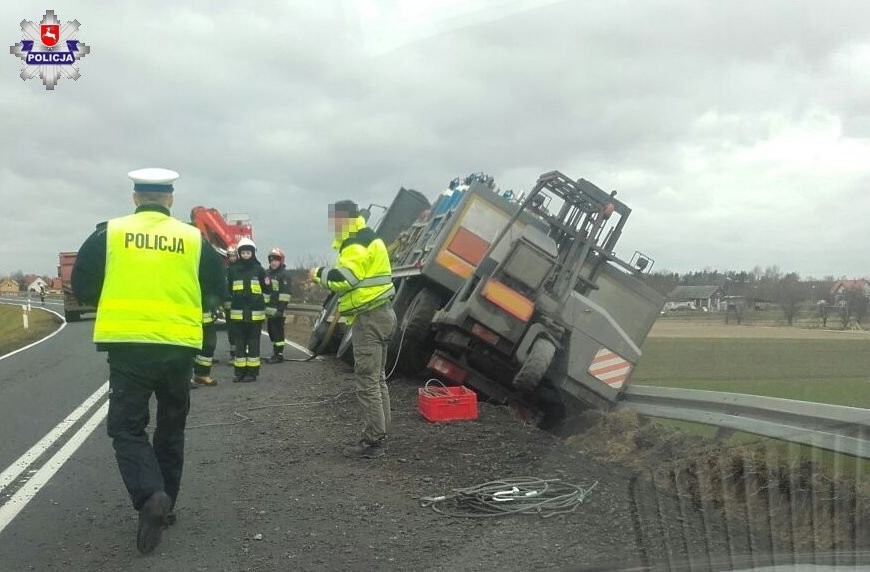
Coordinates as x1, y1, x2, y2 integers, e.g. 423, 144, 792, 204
393, 287, 442, 375
307, 295, 342, 355
513, 338, 556, 393
64, 311, 80, 322
337, 326, 354, 366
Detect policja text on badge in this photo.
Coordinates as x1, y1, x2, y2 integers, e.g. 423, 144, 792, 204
124, 232, 186, 254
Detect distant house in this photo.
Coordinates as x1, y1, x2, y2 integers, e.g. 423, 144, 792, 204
0, 278, 19, 294
830, 279, 870, 299
666, 285, 722, 311
27, 277, 49, 292
50, 277, 63, 292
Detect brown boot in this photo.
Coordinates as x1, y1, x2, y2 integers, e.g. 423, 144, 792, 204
193, 375, 218, 387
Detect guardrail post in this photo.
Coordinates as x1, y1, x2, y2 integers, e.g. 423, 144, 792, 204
22, 304, 29, 330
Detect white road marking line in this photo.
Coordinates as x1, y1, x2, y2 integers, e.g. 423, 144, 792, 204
257, 330, 315, 357
0, 401, 109, 535
0, 304, 68, 362
0, 382, 109, 495
284, 339, 314, 357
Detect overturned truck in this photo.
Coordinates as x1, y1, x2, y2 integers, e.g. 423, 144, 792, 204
309, 171, 664, 427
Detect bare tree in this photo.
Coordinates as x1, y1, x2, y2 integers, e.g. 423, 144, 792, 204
292, 254, 332, 270
775, 272, 807, 326
642, 270, 680, 297
843, 288, 869, 326
10, 270, 25, 291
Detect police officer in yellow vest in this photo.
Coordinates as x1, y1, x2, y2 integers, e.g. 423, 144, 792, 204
72, 168, 224, 555
311, 200, 396, 459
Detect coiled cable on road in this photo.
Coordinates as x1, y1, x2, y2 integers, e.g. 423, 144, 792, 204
420, 477, 598, 519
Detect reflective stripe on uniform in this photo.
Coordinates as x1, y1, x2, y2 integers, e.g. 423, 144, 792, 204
251, 310, 266, 321
230, 310, 244, 320
232, 280, 245, 291
278, 293, 291, 302
343, 284, 396, 317
274, 340, 286, 347
337, 267, 359, 285
97, 298, 201, 319
251, 282, 262, 294
357, 274, 392, 288
247, 357, 261, 367
234, 357, 247, 368
202, 312, 214, 323
93, 320, 203, 346
195, 354, 213, 367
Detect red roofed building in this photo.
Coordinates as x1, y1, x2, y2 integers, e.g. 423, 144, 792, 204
830, 279, 870, 299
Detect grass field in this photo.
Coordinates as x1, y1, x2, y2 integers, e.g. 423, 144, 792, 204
636, 320, 870, 470
637, 320, 870, 408
0, 304, 62, 356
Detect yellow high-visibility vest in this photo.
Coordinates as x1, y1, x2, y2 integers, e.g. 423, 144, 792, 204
93, 210, 203, 349
314, 217, 394, 319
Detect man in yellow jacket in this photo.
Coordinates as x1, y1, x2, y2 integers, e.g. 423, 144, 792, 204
72, 168, 224, 554
311, 200, 396, 458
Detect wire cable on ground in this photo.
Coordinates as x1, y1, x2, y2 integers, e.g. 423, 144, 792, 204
244, 390, 350, 411
420, 477, 599, 519
186, 391, 351, 430
187, 412, 253, 430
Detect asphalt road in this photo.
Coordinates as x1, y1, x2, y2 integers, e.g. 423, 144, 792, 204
0, 316, 312, 570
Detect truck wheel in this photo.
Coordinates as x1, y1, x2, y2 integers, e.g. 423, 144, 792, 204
307, 295, 341, 355
64, 311, 80, 322
513, 338, 556, 393
393, 287, 442, 375
337, 326, 354, 366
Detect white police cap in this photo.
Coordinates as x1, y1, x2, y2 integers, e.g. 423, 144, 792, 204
128, 167, 180, 193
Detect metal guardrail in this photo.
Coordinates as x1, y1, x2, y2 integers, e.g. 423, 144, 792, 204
620, 385, 870, 458
284, 303, 322, 316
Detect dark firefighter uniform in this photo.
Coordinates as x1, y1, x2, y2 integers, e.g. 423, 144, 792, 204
312, 200, 396, 458
228, 238, 270, 382
192, 307, 219, 386
265, 248, 292, 363
71, 168, 224, 555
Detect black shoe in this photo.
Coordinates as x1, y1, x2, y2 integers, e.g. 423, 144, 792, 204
137, 491, 171, 555
188, 380, 199, 390
242, 373, 258, 382
167, 511, 177, 526
342, 440, 385, 459
232, 375, 244, 383
265, 354, 284, 364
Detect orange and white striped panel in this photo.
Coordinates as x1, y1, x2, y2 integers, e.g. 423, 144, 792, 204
588, 348, 632, 389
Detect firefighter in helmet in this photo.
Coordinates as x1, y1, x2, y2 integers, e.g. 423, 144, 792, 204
264, 247, 292, 363
227, 238, 270, 382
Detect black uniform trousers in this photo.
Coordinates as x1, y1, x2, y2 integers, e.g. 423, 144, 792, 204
226, 320, 237, 357
193, 322, 217, 376
231, 321, 261, 377
266, 316, 285, 356
106, 344, 194, 511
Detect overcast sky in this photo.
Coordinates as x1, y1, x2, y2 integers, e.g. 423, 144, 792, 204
2, 0, 870, 279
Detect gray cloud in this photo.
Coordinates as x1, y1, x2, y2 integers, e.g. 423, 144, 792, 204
2, 0, 870, 279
